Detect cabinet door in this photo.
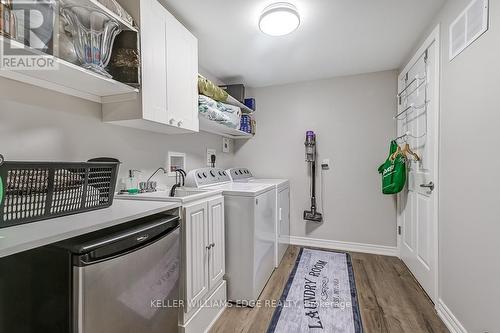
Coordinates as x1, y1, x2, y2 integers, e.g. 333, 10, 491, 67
164, 10, 199, 131
208, 197, 225, 290
183, 202, 209, 314
140, 0, 168, 123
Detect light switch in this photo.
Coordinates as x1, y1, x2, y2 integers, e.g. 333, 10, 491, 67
321, 159, 330, 170
222, 137, 231, 153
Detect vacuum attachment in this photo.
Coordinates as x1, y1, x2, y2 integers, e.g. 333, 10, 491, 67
304, 131, 323, 223
304, 207, 323, 223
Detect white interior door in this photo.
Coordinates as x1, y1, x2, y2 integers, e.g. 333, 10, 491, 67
398, 28, 440, 303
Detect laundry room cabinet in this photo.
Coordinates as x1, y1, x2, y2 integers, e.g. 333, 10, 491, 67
180, 195, 226, 333
102, 0, 199, 134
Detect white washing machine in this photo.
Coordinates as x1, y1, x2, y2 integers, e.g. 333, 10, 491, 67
185, 168, 276, 303
227, 168, 290, 268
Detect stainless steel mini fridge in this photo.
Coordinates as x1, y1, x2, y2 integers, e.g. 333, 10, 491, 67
0, 212, 181, 333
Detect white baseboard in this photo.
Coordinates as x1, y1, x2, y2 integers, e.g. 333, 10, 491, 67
289, 236, 398, 257
436, 299, 467, 333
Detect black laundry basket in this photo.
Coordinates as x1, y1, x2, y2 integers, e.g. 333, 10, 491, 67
0, 156, 120, 228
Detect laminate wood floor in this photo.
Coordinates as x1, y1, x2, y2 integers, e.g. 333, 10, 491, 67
209, 245, 449, 333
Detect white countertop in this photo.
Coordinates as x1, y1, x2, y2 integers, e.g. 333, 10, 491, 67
0, 200, 181, 258
116, 188, 223, 204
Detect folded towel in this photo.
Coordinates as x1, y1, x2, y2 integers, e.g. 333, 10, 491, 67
199, 103, 241, 129
199, 95, 241, 115
6, 169, 84, 195
198, 94, 242, 129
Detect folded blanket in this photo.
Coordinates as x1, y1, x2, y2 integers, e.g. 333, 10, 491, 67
199, 95, 242, 129
198, 76, 228, 102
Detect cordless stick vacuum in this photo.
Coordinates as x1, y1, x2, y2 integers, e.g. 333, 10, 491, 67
304, 131, 323, 223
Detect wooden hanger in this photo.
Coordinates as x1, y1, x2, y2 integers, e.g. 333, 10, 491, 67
390, 145, 403, 161
390, 143, 421, 161
401, 143, 421, 161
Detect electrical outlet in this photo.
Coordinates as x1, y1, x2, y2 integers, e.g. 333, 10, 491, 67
207, 148, 216, 166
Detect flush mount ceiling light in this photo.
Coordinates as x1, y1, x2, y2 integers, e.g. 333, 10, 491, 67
259, 3, 300, 36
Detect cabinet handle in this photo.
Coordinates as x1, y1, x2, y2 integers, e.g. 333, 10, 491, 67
177, 120, 183, 127
206, 243, 215, 250
211, 242, 216, 248
169, 118, 175, 125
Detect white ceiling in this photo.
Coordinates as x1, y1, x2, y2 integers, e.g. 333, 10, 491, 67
164, 0, 445, 87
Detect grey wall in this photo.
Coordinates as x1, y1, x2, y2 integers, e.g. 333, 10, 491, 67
408, 0, 500, 331
0, 77, 233, 190
233, 71, 398, 247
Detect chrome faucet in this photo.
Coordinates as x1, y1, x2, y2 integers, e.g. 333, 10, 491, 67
147, 167, 168, 183
139, 167, 167, 192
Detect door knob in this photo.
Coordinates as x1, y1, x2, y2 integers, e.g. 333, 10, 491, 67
420, 181, 435, 191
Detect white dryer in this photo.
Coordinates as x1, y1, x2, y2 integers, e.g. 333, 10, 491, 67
227, 168, 290, 268
185, 168, 276, 303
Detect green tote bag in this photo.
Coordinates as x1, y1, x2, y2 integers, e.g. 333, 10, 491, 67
378, 141, 406, 194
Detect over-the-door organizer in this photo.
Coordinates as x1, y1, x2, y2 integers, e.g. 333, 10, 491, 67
394, 50, 429, 146
0, 155, 119, 228
380, 50, 429, 194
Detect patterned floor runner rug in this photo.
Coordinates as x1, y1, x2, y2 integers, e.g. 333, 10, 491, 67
267, 248, 363, 333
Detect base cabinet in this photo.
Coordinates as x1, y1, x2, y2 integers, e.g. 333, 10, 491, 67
183, 201, 210, 314
180, 196, 226, 333
208, 197, 225, 290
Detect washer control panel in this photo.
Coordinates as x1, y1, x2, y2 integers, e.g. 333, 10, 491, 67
227, 168, 253, 181
185, 168, 231, 188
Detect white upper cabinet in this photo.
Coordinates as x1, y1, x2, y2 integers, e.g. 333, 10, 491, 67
103, 0, 199, 134
140, 0, 168, 124
164, 10, 199, 132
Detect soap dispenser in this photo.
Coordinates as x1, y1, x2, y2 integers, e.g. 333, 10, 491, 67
127, 169, 141, 194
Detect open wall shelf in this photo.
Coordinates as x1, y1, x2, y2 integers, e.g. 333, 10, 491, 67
61, 0, 138, 32
0, 37, 139, 103
199, 117, 253, 139
225, 95, 254, 114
